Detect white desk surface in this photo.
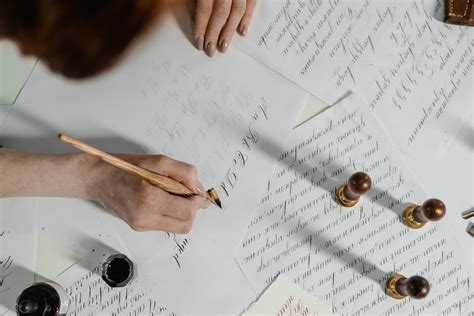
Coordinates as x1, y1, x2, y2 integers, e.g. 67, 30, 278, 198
0, 41, 36, 105
1, 42, 473, 307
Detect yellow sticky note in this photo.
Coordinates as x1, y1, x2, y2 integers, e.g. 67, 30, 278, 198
243, 274, 333, 316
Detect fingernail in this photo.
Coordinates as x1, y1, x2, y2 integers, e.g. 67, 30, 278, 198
240, 24, 248, 36
205, 42, 216, 57
195, 36, 204, 50
201, 197, 211, 209
196, 181, 205, 195
219, 38, 230, 53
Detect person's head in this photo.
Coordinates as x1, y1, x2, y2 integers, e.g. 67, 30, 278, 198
0, 0, 166, 79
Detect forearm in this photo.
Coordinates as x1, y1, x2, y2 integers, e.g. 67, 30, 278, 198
0, 148, 95, 199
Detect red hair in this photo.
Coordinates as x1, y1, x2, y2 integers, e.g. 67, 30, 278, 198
0, 0, 166, 78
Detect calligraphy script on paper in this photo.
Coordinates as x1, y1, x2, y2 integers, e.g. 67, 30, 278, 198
239, 0, 473, 155
56, 257, 175, 316
165, 100, 269, 269
218, 102, 269, 199
0, 253, 13, 294
139, 60, 270, 201
138, 60, 273, 269
236, 95, 473, 315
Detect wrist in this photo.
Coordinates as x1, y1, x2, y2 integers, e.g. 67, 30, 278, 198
71, 152, 104, 202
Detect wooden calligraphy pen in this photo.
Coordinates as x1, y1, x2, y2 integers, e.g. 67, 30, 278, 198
58, 134, 222, 208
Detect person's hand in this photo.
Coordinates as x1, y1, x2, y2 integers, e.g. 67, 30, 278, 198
0, 150, 208, 233
187, 0, 256, 57
87, 154, 209, 233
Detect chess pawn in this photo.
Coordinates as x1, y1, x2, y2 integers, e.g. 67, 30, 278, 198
335, 172, 372, 207
402, 199, 446, 229
385, 274, 430, 300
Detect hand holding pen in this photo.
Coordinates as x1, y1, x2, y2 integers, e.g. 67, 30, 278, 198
59, 134, 221, 233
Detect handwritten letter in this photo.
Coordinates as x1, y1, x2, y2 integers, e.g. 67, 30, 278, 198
236, 94, 473, 315
0, 198, 37, 315
236, 0, 473, 163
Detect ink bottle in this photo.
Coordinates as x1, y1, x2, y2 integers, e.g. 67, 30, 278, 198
101, 253, 135, 287
16, 282, 70, 316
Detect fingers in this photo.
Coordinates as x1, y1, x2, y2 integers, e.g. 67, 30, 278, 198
131, 213, 194, 234
129, 190, 208, 232
187, 0, 197, 24
238, 0, 256, 36
154, 193, 207, 220
193, 0, 214, 50
109, 154, 212, 233
156, 215, 194, 234
203, 0, 232, 57
217, 0, 246, 53
141, 155, 201, 194
192, 0, 256, 57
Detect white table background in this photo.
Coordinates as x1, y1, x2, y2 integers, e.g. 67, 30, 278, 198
1, 34, 472, 313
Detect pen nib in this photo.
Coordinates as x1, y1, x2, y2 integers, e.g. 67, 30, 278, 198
207, 188, 223, 209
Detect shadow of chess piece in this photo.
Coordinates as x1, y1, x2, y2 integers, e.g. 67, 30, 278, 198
335, 172, 372, 207
402, 199, 446, 229
385, 274, 430, 299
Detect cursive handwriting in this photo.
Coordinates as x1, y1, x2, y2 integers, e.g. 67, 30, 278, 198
237, 95, 473, 314
237, 0, 472, 160
58, 256, 174, 316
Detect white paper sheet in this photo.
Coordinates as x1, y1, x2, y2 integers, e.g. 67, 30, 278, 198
236, 0, 473, 166
235, 94, 473, 314
0, 9, 308, 314
243, 274, 332, 316
54, 249, 175, 316
0, 198, 38, 315
0, 105, 12, 131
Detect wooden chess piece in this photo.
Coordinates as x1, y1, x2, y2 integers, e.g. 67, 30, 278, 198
385, 274, 430, 299
402, 199, 446, 229
335, 172, 372, 207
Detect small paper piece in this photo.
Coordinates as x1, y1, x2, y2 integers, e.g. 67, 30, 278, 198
0, 198, 38, 315
243, 274, 332, 316
55, 249, 175, 316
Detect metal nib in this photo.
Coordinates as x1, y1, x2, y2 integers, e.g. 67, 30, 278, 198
214, 198, 222, 209
207, 188, 222, 209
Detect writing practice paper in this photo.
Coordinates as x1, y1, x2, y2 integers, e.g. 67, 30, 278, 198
236, 0, 473, 164
55, 250, 174, 316
243, 273, 332, 316
0, 10, 308, 313
0, 198, 37, 315
236, 94, 473, 315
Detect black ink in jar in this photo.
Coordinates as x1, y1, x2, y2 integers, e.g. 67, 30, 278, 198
101, 254, 135, 287
16, 282, 70, 316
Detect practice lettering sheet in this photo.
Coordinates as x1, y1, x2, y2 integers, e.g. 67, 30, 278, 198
235, 94, 473, 315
